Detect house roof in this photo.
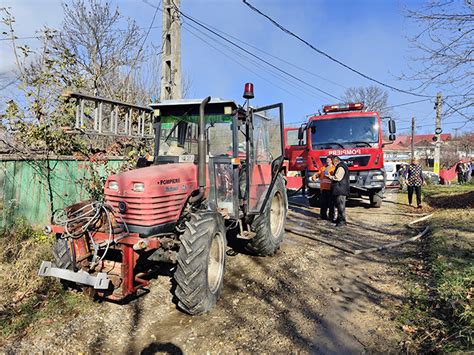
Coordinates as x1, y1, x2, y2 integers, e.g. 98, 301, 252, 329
385, 134, 452, 151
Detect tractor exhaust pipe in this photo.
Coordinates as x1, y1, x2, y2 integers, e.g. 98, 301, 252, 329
190, 96, 211, 203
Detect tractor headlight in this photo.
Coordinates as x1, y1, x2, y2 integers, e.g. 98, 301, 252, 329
133, 182, 145, 192
108, 181, 119, 191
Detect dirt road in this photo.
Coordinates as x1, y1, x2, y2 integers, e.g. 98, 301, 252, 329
5, 191, 418, 354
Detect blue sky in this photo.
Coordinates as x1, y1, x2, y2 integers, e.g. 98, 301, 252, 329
1, 0, 472, 135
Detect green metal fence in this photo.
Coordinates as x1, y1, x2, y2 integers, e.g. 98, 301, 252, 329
0, 156, 125, 227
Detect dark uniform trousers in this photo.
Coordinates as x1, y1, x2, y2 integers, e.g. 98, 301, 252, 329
335, 195, 346, 223
320, 189, 335, 220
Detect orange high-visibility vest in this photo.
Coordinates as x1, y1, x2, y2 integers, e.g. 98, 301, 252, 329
319, 165, 335, 190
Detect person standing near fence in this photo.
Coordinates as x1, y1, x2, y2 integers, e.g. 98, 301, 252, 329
405, 158, 424, 208
456, 161, 465, 184
465, 162, 471, 183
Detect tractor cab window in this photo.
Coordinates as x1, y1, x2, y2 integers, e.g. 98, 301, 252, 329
208, 122, 233, 156
249, 107, 283, 212
160, 119, 199, 156
154, 100, 237, 164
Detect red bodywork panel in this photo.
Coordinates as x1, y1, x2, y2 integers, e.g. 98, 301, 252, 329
284, 127, 308, 172
284, 112, 384, 173
306, 111, 384, 172
105, 163, 200, 227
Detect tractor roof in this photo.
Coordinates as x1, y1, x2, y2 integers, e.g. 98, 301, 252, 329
151, 98, 237, 107
151, 98, 238, 124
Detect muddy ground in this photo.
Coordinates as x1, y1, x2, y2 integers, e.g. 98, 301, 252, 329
3, 191, 423, 354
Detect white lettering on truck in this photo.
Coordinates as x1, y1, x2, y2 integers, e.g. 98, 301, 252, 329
328, 149, 362, 155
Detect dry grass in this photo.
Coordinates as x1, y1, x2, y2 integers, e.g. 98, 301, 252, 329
0, 218, 93, 343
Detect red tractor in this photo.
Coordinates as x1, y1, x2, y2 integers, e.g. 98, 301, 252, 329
38, 84, 288, 314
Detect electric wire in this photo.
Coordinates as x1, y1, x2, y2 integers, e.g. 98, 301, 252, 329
181, 12, 348, 91
182, 21, 329, 101
242, 0, 435, 98
385, 98, 432, 109
444, 101, 472, 120
169, 0, 342, 101
124, 0, 161, 88
182, 24, 305, 101
397, 120, 473, 130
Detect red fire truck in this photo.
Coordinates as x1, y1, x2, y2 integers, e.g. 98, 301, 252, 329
285, 103, 396, 208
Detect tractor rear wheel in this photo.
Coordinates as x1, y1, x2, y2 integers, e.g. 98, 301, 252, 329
246, 174, 287, 256
174, 212, 226, 315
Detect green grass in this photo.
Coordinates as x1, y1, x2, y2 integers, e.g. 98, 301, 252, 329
398, 185, 474, 352
423, 181, 474, 199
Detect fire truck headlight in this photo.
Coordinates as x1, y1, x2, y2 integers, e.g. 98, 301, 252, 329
108, 181, 119, 191
372, 174, 384, 181
133, 182, 145, 192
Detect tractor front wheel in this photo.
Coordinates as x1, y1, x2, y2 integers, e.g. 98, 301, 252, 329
174, 212, 226, 315
52, 236, 77, 289
246, 174, 288, 256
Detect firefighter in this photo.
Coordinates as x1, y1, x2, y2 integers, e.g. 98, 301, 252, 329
311, 156, 336, 220
327, 156, 350, 226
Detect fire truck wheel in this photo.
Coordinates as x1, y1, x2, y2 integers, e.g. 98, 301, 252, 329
308, 188, 320, 208
246, 174, 288, 256
174, 212, 227, 315
370, 192, 383, 208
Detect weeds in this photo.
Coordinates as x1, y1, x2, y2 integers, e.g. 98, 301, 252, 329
0, 218, 93, 343
399, 185, 473, 352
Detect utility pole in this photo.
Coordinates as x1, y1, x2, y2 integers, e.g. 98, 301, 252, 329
160, 0, 182, 101
433, 92, 442, 174
411, 117, 415, 159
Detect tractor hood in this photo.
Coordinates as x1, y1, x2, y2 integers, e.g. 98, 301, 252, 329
104, 163, 199, 229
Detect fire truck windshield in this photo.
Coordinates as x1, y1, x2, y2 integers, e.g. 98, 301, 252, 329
310, 116, 379, 149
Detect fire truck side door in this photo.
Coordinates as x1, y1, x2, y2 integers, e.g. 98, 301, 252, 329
284, 127, 307, 171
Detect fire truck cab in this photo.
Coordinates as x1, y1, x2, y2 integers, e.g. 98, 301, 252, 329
286, 102, 396, 208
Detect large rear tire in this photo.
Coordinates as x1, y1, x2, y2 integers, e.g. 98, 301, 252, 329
174, 212, 226, 315
246, 175, 288, 256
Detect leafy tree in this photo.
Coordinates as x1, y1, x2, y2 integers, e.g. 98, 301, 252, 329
0, 1, 160, 154
404, 0, 473, 120
342, 85, 392, 118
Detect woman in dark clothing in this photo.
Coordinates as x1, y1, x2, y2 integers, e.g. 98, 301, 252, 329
456, 161, 465, 184
405, 158, 424, 208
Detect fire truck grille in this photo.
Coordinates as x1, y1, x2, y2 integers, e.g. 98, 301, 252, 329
320, 155, 371, 167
